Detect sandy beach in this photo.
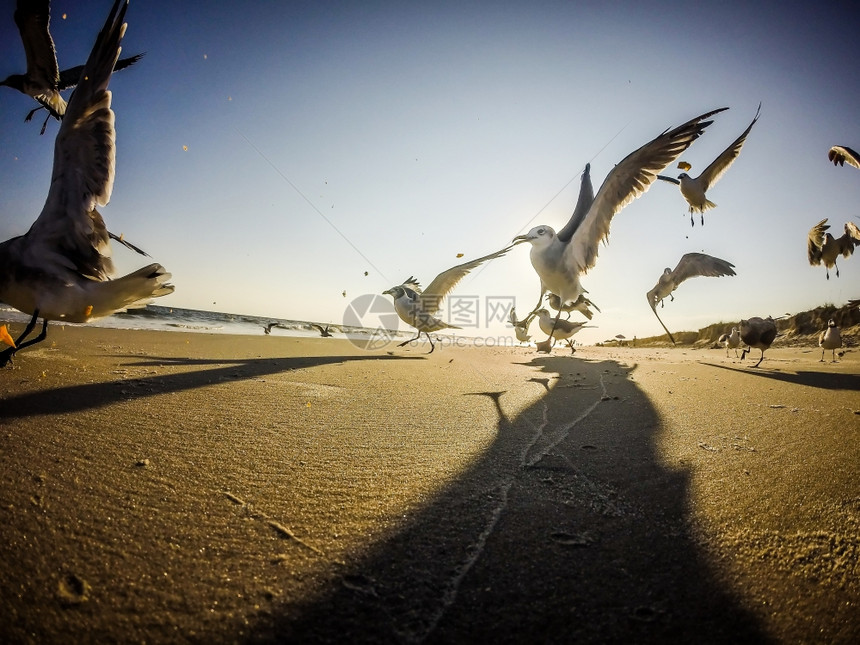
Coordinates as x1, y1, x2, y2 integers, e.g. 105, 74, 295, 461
1, 326, 858, 643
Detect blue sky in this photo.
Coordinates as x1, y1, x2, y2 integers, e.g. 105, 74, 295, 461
2, 0, 859, 345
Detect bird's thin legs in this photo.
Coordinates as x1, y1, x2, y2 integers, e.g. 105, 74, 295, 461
424, 333, 436, 354
0, 310, 45, 367
397, 330, 422, 348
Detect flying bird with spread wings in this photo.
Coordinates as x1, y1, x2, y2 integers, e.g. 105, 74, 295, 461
807, 219, 860, 279
646, 252, 736, 345
1, 0, 144, 134
658, 103, 761, 226
512, 107, 728, 349
0, 0, 173, 367
383, 245, 512, 353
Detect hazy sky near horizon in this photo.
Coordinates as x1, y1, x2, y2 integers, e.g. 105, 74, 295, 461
2, 0, 859, 345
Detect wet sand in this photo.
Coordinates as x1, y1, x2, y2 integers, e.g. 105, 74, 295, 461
1, 326, 858, 643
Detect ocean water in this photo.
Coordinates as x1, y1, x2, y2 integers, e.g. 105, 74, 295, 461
0, 304, 407, 341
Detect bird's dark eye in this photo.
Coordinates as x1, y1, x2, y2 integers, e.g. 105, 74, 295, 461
537, 228, 545, 235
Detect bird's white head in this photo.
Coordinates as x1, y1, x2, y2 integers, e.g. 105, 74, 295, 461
678, 172, 690, 180
512, 226, 556, 248
827, 318, 836, 328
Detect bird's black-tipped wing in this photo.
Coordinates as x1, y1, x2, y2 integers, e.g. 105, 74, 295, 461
421, 245, 514, 315
556, 164, 594, 244
58, 52, 145, 90
697, 103, 761, 191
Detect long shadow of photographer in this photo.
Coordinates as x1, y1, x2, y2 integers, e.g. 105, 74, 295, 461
253, 354, 768, 643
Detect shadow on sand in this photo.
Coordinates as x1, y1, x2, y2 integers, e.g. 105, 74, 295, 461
244, 355, 769, 643
704, 361, 860, 391
0, 354, 421, 420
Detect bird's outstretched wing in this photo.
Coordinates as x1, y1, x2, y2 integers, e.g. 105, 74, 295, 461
556, 164, 594, 244
421, 245, 514, 314
670, 252, 736, 285
828, 145, 860, 169
25, 0, 129, 280
846, 221, 860, 243
566, 107, 728, 274
697, 103, 760, 191
58, 52, 145, 90
14, 0, 62, 113
807, 218, 829, 265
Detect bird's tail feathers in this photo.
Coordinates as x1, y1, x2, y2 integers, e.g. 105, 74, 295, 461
87, 263, 174, 318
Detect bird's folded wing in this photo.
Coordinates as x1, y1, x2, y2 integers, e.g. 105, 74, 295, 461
421, 245, 514, 314
566, 107, 727, 274
698, 103, 761, 191
26, 0, 128, 280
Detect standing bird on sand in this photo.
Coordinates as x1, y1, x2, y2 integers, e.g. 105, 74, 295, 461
512, 107, 727, 351
807, 219, 860, 279
383, 245, 512, 354
646, 252, 736, 345
0, 0, 173, 367
1, 0, 144, 134
828, 145, 860, 170
819, 319, 842, 362
534, 308, 592, 354
658, 104, 761, 226
739, 317, 777, 368
718, 326, 741, 358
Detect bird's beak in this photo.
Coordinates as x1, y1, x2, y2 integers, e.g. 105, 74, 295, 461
0, 324, 16, 348
511, 235, 531, 245
382, 288, 393, 296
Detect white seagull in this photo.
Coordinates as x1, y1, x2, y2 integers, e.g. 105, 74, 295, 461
807, 219, 860, 279
0, 0, 173, 367
383, 245, 512, 353
658, 103, 760, 226
546, 292, 600, 320
819, 319, 842, 362
828, 145, 860, 170
739, 316, 777, 368
646, 252, 736, 345
718, 326, 741, 358
512, 107, 728, 344
1, 0, 144, 134
534, 308, 592, 354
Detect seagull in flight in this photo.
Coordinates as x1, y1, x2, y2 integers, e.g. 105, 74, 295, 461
739, 316, 777, 368
383, 245, 512, 353
512, 107, 728, 344
646, 252, 736, 345
1, 0, 144, 134
311, 323, 334, 337
828, 145, 860, 170
0, 0, 173, 367
718, 326, 741, 358
658, 103, 760, 226
807, 219, 860, 279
